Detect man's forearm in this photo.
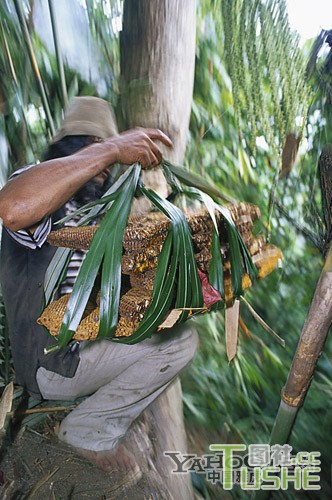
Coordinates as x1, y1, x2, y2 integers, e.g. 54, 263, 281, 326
0, 128, 172, 232
0, 141, 119, 231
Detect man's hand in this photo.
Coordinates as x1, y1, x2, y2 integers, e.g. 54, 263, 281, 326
0, 127, 173, 232
107, 128, 173, 168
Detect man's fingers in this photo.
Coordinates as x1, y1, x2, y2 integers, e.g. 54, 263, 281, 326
111, 127, 172, 166
140, 150, 159, 169
149, 141, 163, 163
145, 129, 173, 148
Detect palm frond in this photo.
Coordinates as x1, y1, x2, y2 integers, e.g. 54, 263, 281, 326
169, 176, 258, 297
98, 167, 142, 337
44, 164, 141, 352
115, 230, 177, 344
163, 160, 236, 203
115, 185, 205, 345
208, 227, 224, 297
44, 162, 259, 349
43, 247, 73, 306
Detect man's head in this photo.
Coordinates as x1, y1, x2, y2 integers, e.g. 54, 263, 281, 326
44, 96, 118, 204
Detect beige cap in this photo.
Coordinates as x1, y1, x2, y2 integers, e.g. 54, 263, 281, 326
52, 96, 118, 142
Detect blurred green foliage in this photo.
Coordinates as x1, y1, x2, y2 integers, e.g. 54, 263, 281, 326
0, 1, 331, 497
182, 2, 332, 498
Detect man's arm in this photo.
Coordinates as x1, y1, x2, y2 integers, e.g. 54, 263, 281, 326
0, 128, 172, 232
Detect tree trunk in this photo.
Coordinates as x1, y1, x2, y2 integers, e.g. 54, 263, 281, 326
119, 1, 197, 498
119, 0, 196, 212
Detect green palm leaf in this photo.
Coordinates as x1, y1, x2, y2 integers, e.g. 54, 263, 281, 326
116, 185, 204, 345
44, 161, 256, 350
44, 164, 141, 352
215, 203, 244, 296
174, 183, 257, 297
115, 230, 177, 345
142, 186, 204, 317
43, 247, 73, 306
162, 160, 236, 203
208, 227, 224, 297
188, 189, 224, 299
44, 167, 139, 309
161, 161, 257, 296
54, 217, 109, 347
98, 166, 141, 337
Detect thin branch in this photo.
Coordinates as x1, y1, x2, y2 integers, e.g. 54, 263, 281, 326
48, 0, 68, 108
13, 0, 55, 136
274, 199, 324, 253
8, 405, 76, 417
26, 467, 60, 499
0, 20, 36, 160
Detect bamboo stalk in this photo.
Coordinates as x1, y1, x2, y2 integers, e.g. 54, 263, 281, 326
281, 247, 332, 408
48, 0, 68, 108
0, 20, 36, 159
0, 21, 18, 85
13, 0, 55, 136
253, 245, 332, 500
269, 401, 298, 446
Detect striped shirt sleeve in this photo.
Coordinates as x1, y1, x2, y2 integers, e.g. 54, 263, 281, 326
4, 164, 52, 249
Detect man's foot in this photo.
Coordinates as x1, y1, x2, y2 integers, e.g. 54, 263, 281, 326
74, 443, 142, 492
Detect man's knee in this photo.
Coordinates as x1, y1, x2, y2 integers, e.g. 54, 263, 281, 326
166, 322, 199, 367
183, 324, 199, 364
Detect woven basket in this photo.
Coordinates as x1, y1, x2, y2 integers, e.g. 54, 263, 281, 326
38, 203, 282, 340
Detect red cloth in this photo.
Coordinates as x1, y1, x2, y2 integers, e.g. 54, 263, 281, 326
197, 269, 222, 307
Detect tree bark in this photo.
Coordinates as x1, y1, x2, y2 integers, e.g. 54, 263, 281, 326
119, 1, 197, 498
119, 0, 196, 212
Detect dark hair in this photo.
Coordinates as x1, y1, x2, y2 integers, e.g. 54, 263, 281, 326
43, 135, 96, 161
